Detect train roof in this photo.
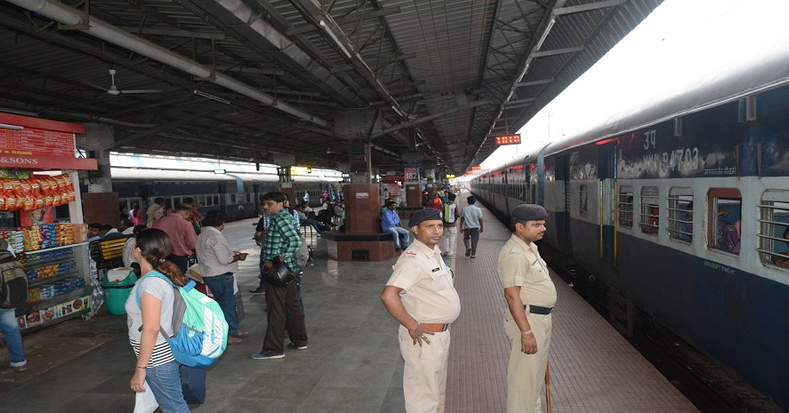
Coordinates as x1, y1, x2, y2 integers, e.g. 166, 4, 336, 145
543, 38, 789, 156
109, 153, 342, 183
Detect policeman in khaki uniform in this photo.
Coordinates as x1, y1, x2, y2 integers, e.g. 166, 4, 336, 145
497, 204, 556, 413
381, 208, 461, 413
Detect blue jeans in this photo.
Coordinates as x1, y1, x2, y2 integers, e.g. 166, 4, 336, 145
385, 226, 410, 250
0, 308, 25, 367
145, 360, 190, 413
203, 273, 239, 336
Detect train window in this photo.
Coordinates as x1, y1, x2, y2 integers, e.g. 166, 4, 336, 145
708, 189, 742, 254
640, 186, 659, 234
667, 189, 693, 242
229, 193, 237, 204
757, 191, 789, 268
579, 184, 589, 216
617, 187, 634, 228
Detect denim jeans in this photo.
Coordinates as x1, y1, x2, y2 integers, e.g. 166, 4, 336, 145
202, 273, 238, 336
0, 308, 25, 367
386, 226, 410, 250
145, 360, 190, 413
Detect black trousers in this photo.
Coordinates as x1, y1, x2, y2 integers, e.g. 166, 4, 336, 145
463, 228, 481, 255
262, 280, 307, 354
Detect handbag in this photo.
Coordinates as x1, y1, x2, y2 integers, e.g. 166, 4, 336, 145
234, 291, 245, 322
180, 364, 206, 405
262, 258, 296, 287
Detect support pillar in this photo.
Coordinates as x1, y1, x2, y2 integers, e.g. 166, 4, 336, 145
323, 110, 397, 261
79, 123, 120, 226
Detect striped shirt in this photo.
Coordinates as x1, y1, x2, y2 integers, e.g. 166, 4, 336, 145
129, 339, 175, 367
262, 209, 301, 270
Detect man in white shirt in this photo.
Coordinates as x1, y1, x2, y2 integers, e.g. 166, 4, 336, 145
195, 210, 248, 344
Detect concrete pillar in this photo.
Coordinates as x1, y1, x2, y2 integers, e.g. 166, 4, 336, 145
80, 123, 114, 193
343, 184, 380, 234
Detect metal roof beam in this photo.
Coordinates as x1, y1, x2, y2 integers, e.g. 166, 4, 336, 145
287, 6, 401, 36
554, 0, 626, 16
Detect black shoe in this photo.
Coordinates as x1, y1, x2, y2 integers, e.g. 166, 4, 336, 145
249, 288, 265, 294
395, 248, 401, 252
465, 248, 471, 257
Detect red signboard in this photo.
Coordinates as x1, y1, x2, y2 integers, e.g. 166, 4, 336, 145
0, 113, 95, 170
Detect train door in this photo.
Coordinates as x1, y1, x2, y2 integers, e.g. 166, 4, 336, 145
598, 140, 618, 268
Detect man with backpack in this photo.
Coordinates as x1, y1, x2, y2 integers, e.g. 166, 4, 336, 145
0, 238, 27, 372
440, 193, 460, 258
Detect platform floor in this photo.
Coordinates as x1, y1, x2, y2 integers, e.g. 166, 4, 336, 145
0, 197, 698, 413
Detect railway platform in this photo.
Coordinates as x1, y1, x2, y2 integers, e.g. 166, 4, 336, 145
0, 198, 698, 413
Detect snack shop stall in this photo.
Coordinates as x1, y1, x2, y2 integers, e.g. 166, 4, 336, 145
0, 113, 97, 337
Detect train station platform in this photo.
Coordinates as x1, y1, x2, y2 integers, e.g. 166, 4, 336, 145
0, 197, 699, 413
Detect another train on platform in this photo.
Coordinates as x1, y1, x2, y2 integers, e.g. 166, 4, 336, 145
102, 154, 343, 222
470, 50, 789, 409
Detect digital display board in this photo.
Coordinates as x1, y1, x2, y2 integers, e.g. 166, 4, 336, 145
495, 134, 521, 145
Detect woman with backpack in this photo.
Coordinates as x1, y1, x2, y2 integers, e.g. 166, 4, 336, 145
125, 228, 190, 413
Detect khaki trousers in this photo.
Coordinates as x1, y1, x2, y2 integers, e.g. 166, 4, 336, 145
504, 312, 552, 413
398, 325, 451, 413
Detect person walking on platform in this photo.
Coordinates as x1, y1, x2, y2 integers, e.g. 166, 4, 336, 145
196, 210, 248, 344
152, 204, 197, 274
460, 196, 484, 258
250, 206, 269, 294
381, 201, 410, 252
251, 191, 307, 360
440, 192, 460, 258
380, 208, 461, 413
0, 239, 27, 372
126, 228, 191, 413
497, 204, 556, 413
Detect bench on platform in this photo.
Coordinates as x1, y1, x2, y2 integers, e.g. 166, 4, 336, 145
90, 236, 130, 273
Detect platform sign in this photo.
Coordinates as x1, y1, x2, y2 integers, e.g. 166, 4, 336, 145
495, 134, 521, 146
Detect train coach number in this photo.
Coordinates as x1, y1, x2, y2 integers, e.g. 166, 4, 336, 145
643, 130, 657, 150
665, 147, 699, 172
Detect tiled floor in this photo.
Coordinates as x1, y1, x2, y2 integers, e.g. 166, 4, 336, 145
0, 199, 698, 413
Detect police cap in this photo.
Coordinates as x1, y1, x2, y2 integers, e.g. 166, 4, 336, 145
409, 208, 442, 227
511, 204, 548, 221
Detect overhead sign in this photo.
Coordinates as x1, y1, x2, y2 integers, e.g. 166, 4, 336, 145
495, 134, 521, 145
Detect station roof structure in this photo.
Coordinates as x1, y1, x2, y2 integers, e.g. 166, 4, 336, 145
0, 0, 662, 176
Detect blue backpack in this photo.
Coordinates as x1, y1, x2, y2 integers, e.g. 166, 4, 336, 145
136, 272, 228, 367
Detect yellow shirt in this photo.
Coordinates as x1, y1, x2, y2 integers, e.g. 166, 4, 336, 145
497, 234, 556, 307
386, 239, 461, 324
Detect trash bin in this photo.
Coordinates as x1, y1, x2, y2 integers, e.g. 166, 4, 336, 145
101, 268, 138, 315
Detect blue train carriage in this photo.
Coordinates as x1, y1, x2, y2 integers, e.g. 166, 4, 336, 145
539, 88, 789, 409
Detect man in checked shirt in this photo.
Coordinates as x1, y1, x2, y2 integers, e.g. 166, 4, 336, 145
251, 191, 307, 360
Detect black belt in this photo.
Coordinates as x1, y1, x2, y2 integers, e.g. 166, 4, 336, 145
524, 304, 553, 315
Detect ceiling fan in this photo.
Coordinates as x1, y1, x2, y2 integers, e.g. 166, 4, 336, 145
88, 69, 163, 96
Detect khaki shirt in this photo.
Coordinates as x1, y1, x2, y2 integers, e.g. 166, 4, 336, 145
386, 239, 461, 324
497, 234, 556, 307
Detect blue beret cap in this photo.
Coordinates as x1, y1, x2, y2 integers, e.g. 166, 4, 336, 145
511, 204, 548, 221
409, 208, 442, 227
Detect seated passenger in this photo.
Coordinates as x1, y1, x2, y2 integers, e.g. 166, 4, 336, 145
771, 227, 789, 268
717, 213, 741, 253
642, 206, 659, 234
102, 224, 125, 240
296, 205, 323, 235
87, 222, 103, 242
381, 201, 409, 252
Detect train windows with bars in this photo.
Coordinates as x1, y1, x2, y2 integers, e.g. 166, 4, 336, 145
757, 190, 789, 268
579, 184, 589, 217
617, 187, 633, 228
708, 189, 741, 254
667, 188, 693, 242
640, 186, 660, 234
